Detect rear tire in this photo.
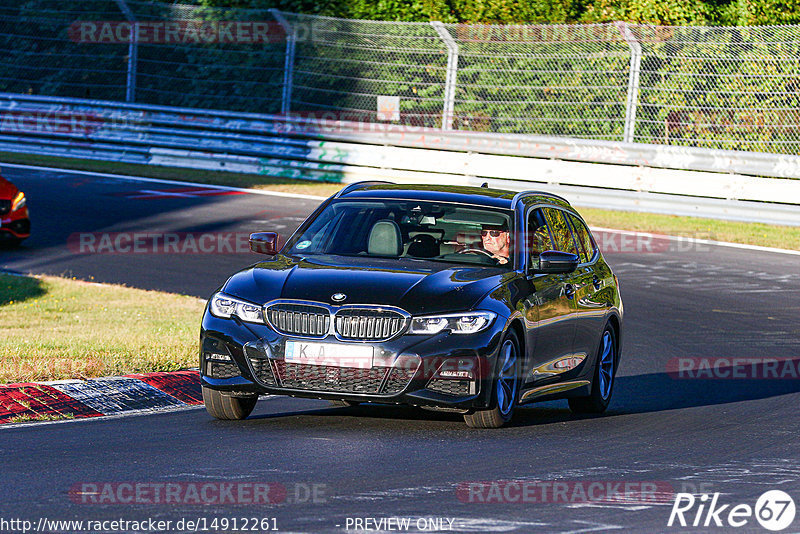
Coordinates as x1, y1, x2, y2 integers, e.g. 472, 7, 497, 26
569, 324, 617, 414
464, 330, 520, 429
202, 386, 258, 420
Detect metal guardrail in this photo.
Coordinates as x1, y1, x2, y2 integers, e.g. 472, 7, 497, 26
1, 92, 799, 226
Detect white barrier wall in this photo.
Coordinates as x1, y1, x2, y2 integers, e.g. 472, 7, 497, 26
1, 92, 800, 225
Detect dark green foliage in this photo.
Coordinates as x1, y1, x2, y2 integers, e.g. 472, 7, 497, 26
1, 0, 799, 154
197, 0, 799, 24
0, 1, 129, 100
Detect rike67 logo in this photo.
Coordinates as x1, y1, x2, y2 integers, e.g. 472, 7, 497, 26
668, 490, 796, 531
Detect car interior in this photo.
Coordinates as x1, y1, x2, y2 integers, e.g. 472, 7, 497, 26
292, 200, 513, 266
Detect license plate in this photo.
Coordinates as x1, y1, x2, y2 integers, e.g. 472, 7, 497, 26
284, 341, 374, 368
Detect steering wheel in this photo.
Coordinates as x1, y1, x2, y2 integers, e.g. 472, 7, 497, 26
457, 247, 494, 258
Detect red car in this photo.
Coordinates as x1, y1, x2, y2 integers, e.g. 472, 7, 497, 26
0, 170, 30, 246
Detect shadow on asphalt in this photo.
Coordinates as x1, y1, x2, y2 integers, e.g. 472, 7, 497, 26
247, 402, 465, 425
242, 359, 800, 428
612, 361, 800, 414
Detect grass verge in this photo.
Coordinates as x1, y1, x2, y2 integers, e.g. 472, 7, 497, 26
579, 208, 800, 251
2, 151, 798, 251
8, 412, 75, 423
0, 273, 205, 384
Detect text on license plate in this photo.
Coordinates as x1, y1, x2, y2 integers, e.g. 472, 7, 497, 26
284, 341, 374, 368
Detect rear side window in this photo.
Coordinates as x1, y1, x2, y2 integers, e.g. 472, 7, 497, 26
527, 208, 553, 269
543, 208, 579, 256
567, 214, 596, 264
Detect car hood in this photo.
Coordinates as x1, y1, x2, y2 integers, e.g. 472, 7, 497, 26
222, 254, 509, 315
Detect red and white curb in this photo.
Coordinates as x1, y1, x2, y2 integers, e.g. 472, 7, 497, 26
0, 370, 203, 424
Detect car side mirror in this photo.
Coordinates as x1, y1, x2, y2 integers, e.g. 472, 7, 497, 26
533, 250, 579, 274
249, 232, 279, 255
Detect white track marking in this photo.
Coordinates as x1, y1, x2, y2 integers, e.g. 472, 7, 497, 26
556, 520, 625, 533
0, 404, 204, 430
0, 162, 328, 200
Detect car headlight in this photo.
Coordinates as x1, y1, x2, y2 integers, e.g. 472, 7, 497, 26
11, 192, 26, 212
409, 311, 496, 335
209, 292, 264, 323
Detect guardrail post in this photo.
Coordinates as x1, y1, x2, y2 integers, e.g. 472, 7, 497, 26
616, 22, 642, 144
114, 0, 137, 103
270, 9, 295, 115
430, 22, 458, 131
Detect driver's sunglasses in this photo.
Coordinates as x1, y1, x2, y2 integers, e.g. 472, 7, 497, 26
481, 230, 503, 237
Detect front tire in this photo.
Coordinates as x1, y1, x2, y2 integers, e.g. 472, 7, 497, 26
569, 324, 617, 414
202, 386, 258, 420
464, 330, 520, 428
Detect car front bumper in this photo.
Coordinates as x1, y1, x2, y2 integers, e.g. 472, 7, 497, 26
200, 311, 508, 410
0, 209, 30, 240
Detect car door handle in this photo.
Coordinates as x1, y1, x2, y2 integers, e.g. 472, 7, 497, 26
564, 283, 575, 299
592, 275, 602, 290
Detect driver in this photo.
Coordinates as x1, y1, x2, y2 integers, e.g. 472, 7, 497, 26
481, 224, 510, 265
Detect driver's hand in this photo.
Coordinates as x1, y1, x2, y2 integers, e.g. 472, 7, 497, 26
492, 255, 508, 265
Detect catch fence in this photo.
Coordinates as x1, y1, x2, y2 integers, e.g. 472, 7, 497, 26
1, 2, 800, 154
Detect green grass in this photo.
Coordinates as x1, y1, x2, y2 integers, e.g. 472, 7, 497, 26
8, 412, 75, 423
0, 273, 205, 384
2, 151, 798, 250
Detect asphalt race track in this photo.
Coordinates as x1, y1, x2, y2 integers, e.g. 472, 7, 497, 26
2, 164, 800, 533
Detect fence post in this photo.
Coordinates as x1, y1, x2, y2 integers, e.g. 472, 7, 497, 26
114, 0, 137, 103
430, 22, 458, 131
616, 22, 641, 144
270, 9, 295, 115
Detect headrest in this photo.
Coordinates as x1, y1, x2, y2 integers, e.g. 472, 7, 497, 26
368, 219, 402, 256
407, 234, 439, 258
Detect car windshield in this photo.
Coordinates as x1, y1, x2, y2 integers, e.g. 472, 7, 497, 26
286, 199, 514, 268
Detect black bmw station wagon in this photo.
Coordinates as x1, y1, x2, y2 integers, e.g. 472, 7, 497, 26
200, 183, 623, 428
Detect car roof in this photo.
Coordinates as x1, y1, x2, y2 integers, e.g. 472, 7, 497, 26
335, 182, 571, 210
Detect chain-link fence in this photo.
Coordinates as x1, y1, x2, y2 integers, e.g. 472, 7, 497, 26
633, 25, 800, 153
0, 1, 285, 112
1, 1, 800, 154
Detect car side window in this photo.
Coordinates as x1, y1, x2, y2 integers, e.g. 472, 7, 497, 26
567, 214, 596, 264
527, 208, 553, 270
543, 208, 579, 256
